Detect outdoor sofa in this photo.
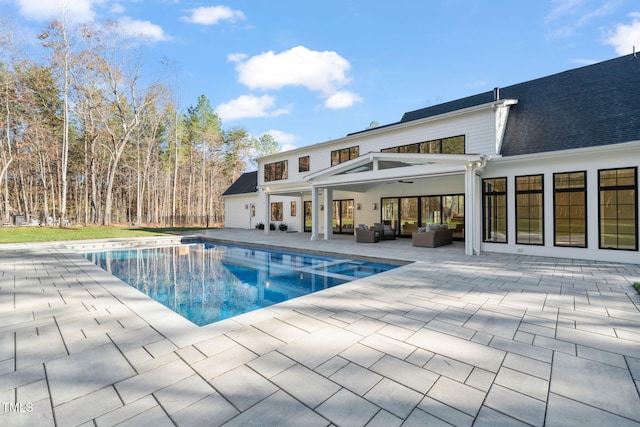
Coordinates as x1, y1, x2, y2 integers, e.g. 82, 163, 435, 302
355, 225, 380, 243
412, 224, 453, 248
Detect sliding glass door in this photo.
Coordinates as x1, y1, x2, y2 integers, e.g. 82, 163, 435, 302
332, 199, 355, 234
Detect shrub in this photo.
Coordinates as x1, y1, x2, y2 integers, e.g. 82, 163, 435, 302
278, 223, 288, 232
269, 223, 276, 230
255, 222, 264, 230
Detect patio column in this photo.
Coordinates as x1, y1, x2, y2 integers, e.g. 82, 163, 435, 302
310, 186, 319, 240
465, 161, 483, 256
264, 192, 270, 235
324, 188, 333, 240
298, 193, 304, 233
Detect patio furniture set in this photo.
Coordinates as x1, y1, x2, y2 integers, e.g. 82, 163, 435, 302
355, 223, 454, 248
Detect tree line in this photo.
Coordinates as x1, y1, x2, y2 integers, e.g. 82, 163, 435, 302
0, 17, 278, 227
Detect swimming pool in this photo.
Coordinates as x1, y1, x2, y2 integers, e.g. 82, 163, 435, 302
82, 242, 398, 326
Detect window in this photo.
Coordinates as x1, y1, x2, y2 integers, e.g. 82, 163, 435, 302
516, 175, 544, 245
483, 177, 507, 243
264, 160, 288, 182
599, 167, 637, 250
270, 202, 283, 221
298, 156, 310, 173
331, 146, 359, 166
382, 135, 465, 155
291, 201, 297, 217
554, 171, 586, 247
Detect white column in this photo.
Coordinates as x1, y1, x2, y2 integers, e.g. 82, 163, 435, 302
310, 186, 319, 240
298, 193, 304, 233
264, 192, 270, 235
324, 188, 333, 240
464, 163, 475, 255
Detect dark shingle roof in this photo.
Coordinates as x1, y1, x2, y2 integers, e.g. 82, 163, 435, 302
222, 171, 257, 196
394, 54, 640, 156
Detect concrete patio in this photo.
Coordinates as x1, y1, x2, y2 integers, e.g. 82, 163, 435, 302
1, 229, 640, 426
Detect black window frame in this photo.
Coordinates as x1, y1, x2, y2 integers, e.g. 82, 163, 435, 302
598, 167, 638, 251
382, 135, 465, 155
482, 177, 508, 243
264, 160, 288, 182
515, 174, 544, 245
553, 171, 587, 248
298, 156, 310, 173
331, 146, 359, 166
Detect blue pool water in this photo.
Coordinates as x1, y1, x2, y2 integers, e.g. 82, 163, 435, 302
82, 242, 398, 326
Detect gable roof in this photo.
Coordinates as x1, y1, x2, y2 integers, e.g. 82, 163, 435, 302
222, 171, 257, 196
367, 54, 640, 156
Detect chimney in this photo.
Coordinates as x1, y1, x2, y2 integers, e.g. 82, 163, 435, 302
493, 87, 500, 101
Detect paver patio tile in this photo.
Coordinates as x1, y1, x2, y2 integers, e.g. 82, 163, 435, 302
576, 344, 628, 368
114, 405, 174, 427
473, 406, 531, 427
246, 350, 295, 378
144, 339, 179, 358
340, 342, 385, 368
377, 323, 414, 341
277, 312, 327, 332
494, 366, 548, 401
546, 393, 640, 427
316, 388, 379, 426
94, 395, 157, 426
364, 409, 402, 427
402, 408, 453, 427
427, 376, 485, 417
210, 365, 278, 411
252, 317, 309, 343
16, 378, 48, 403
329, 362, 382, 395
0, 398, 54, 427
229, 327, 286, 355
46, 342, 135, 406
405, 347, 434, 367
115, 358, 194, 404
484, 384, 546, 426
359, 332, 416, 360
417, 395, 474, 427
501, 352, 551, 380
53, 386, 122, 426
489, 335, 552, 363
154, 374, 215, 414
175, 345, 206, 365
278, 324, 361, 369
221, 390, 327, 427
364, 378, 422, 419
464, 367, 495, 392
464, 309, 521, 339
192, 334, 238, 357
424, 354, 473, 382
423, 318, 476, 339
315, 355, 349, 377
406, 328, 506, 372
108, 325, 165, 353
191, 344, 257, 380
370, 355, 439, 394
172, 392, 239, 427
271, 363, 340, 408
550, 351, 640, 421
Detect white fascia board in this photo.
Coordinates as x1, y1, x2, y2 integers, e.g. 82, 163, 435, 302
489, 139, 640, 165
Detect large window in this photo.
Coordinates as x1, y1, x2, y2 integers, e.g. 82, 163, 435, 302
331, 146, 359, 166
264, 160, 288, 182
516, 175, 544, 245
554, 171, 586, 247
270, 202, 283, 221
298, 156, 310, 173
382, 135, 465, 154
483, 177, 507, 243
599, 167, 637, 250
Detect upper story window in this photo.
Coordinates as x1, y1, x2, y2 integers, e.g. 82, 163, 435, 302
298, 156, 310, 173
331, 146, 359, 166
382, 135, 465, 154
264, 160, 288, 182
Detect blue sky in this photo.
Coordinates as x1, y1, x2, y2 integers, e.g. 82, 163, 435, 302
1, 1, 639, 150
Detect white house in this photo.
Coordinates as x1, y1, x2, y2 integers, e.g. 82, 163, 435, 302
223, 54, 640, 264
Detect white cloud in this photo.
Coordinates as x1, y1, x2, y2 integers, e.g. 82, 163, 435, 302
181, 6, 245, 25
604, 15, 640, 55
545, 0, 617, 38
263, 130, 297, 145
324, 91, 363, 109
110, 3, 125, 14
16, 0, 105, 22
227, 53, 248, 63
234, 46, 352, 95
215, 94, 289, 121
117, 16, 171, 42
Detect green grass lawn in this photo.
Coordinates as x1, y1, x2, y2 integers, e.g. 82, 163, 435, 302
0, 226, 211, 244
